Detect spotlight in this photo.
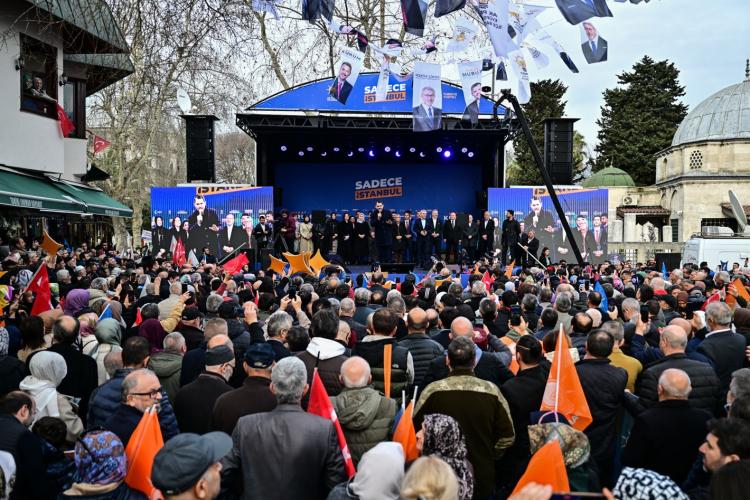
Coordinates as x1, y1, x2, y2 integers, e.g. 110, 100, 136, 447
461, 147, 468, 153
384, 146, 391, 152
280, 145, 287, 152
347, 151, 354, 157
357, 147, 365, 152
443, 150, 452, 158
321, 151, 327, 157
333, 147, 340, 152
298, 151, 305, 157
409, 147, 416, 153
306, 146, 313, 152
436, 147, 443, 153
368, 150, 375, 157
419, 152, 425, 158
467, 152, 474, 158
395, 151, 401, 158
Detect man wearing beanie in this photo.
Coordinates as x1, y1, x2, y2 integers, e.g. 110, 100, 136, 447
173, 345, 235, 434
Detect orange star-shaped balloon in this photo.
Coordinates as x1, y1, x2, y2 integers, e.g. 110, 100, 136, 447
308, 250, 331, 276
41, 230, 63, 255
267, 255, 287, 276
283, 252, 314, 276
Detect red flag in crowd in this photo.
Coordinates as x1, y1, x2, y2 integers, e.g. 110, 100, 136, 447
223, 253, 249, 275
26, 264, 53, 315
511, 439, 569, 495
134, 307, 143, 326
307, 369, 356, 478
125, 408, 164, 497
172, 239, 186, 268
701, 291, 721, 311
55, 102, 75, 137
92, 135, 112, 154
481, 271, 493, 292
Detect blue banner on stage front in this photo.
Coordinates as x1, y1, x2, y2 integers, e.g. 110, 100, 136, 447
488, 187, 609, 265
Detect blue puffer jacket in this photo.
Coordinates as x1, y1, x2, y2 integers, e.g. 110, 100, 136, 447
86, 368, 179, 440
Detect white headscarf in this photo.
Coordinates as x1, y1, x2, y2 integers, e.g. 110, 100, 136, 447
19, 351, 67, 422
350, 442, 405, 500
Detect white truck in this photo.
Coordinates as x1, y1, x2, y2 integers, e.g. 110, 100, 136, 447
681, 190, 750, 268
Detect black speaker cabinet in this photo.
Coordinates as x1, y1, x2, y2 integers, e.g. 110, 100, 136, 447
655, 253, 681, 273
543, 118, 579, 185
182, 115, 219, 183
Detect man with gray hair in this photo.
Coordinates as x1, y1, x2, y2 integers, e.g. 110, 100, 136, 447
553, 292, 573, 333
698, 301, 745, 393
148, 332, 186, 402
158, 281, 185, 320
339, 297, 367, 343
353, 288, 375, 325
87, 277, 109, 308
205, 293, 224, 319
601, 321, 642, 392
103, 368, 163, 446
266, 311, 293, 360
635, 325, 720, 413
727, 368, 750, 412
330, 357, 397, 464
624, 368, 713, 484
221, 357, 347, 499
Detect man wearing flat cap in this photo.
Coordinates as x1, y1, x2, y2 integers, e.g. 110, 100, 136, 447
173, 345, 235, 434
152, 431, 232, 499
211, 343, 277, 435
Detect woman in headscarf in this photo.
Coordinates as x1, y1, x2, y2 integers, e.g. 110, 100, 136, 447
60, 430, 146, 499
327, 442, 405, 500
299, 214, 314, 254
19, 351, 83, 443
89, 318, 123, 385
416, 413, 474, 500
0, 327, 25, 397
138, 318, 167, 354
63, 289, 90, 317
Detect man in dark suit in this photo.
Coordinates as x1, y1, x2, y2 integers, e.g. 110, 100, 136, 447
413, 86, 442, 132
581, 21, 608, 63
329, 62, 354, 104
252, 214, 273, 249
697, 302, 747, 394
573, 215, 596, 263
219, 213, 246, 258
501, 210, 521, 266
187, 194, 220, 255
462, 214, 477, 262
426, 209, 443, 259
519, 229, 539, 268
414, 210, 431, 268
477, 210, 495, 258
523, 197, 555, 250
442, 212, 461, 264
591, 214, 607, 265
400, 211, 415, 263
369, 201, 393, 263
462, 82, 481, 124
555, 0, 613, 25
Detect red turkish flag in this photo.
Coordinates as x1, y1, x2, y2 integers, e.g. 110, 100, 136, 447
92, 135, 111, 154
172, 238, 186, 268
222, 253, 249, 275
55, 102, 75, 138
26, 265, 53, 315
307, 369, 356, 478
481, 270, 494, 292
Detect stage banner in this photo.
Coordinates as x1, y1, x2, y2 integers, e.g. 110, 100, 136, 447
150, 185, 273, 258
275, 162, 482, 216
327, 48, 365, 105
458, 60, 483, 124
488, 187, 609, 265
412, 62, 442, 132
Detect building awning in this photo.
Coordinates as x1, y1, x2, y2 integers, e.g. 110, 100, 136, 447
53, 181, 133, 218
721, 202, 750, 219
0, 168, 85, 213
616, 205, 672, 218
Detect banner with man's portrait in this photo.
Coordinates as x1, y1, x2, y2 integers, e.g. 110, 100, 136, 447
579, 20, 608, 64
412, 62, 442, 132
472, 0, 517, 58
458, 60, 483, 125
328, 47, 365, 105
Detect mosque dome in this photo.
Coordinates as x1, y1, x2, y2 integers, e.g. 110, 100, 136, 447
581, 167, 636, 188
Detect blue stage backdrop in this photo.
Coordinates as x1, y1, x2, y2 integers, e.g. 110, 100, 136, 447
251, 72, 502, 115
276, 162, 482, 215
150, 185, 273, 256
488, 188, 609, 265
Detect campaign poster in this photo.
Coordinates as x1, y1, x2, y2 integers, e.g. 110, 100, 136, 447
458, 60, 483, 124
150, 185, 273, 259
488, 187, 609, 265
446, 17, 478, 53
328, 48, 365, 105
473, 0, 516, 58
580, 20, 608, 63
412, 62, 442, 132
508, 49, 531, 104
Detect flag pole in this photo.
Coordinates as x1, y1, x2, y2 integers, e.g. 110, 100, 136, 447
217, 241, 249, 266
516, 242, 546, 268
554, 324, 563, 417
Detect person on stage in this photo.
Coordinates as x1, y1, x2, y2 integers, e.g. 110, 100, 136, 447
275, 210, 296, 254
501, 209, 521, 266
169, 216, 187, 255
461, 214, 477, 262
151, 216, 170, 255
298, 214, 314, 254
353, 212, 370, 264
519, 229, 540, 268
323, 213, 338, 256
337, 213, 354, 264
415, 210, 431, 269
573, 215, 595, 263
477, 210, 495, 258
523, 197, 555, 250
426, 209, 443, 259
442, 212, 461, 264
369, 201, 394, 263
252, 214, 273, 250
392, 212, 406, 263
219, 212, 246, 258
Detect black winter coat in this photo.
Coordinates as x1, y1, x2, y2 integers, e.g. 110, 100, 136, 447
398, 333, 444, 390
0, 414, 57, 500
696, 330, 747, 394
173, 371, 233, 434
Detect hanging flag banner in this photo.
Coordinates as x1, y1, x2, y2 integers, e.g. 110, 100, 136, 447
458, 60, 483, 125
555, 0, 613, 25
472, 0, 516, 58
435, 0, 466, 17
508, 49, 531, 104
496, 59, 508, 80
401, 0, 429, 36
536, 30, 580, 73
508, 3, 547, 44
446, 17, 478, 53
302, 0, 334, 22
412, 62, 442, 132
375, 66, 390, 102
252, 0, 281, 20
328, 48, 365, 105
523, 43, 549, 69
92, 135, 111, 155
579, 20, 608, 63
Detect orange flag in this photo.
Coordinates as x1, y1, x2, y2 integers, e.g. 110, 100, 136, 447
40, 231, 63, 256
393, 400, 419, 462
726, 278, 750, 308
505, 260, 515, 279
125, 409, 164, 498
383, 344, 393, 398
539, 326, 592, 432
511, 439, 569, 495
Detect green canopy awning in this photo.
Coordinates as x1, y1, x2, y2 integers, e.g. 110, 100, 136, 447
53, 181, 133, 218
0, 169, 86, 213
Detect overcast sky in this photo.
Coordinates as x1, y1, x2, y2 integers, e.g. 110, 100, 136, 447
526, 0, 749, 150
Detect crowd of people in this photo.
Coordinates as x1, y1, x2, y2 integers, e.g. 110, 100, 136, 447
1, 229, 750, 500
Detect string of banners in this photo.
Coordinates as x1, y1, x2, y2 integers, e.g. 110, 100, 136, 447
254, 0, 647, 131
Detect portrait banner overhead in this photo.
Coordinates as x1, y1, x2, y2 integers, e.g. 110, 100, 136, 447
412, 62, 442, 133
555, 0, 613, 25
458, 60, 483, 125
328, 47, 365, 105
579, 20, 608, 64
401, 0, 429, 36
